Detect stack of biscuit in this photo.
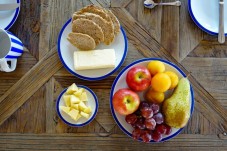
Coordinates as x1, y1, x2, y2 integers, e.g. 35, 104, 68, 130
67, 5, 120, 50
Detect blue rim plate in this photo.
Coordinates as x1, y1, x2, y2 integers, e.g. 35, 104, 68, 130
0, 0, 20, 30
56, 85, 99, 127
57, 18, 128, 81
110, 58, 194, 143
188, 0, 227, 36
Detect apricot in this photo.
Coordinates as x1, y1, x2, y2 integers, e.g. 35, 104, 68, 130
151, 73, 171, 92
145, 88, 165, 104
147, 61, 165, 76
165, 71, 179, 89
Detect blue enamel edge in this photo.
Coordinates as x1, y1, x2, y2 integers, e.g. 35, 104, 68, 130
57, 18, 128, 81
188, 0, 227, 36
56, 85, 99, 127
144, 4, 153, 7
5, 0, 20, 30
109, 58, 195, 143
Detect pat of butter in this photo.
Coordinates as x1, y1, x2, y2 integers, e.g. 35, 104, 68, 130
74, 49, 116, 70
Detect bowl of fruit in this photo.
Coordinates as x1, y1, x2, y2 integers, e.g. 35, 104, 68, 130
110, 58, 194, 143
56, 83, 98, 127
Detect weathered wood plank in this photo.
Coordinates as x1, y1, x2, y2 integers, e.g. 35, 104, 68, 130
0, 47, 62, 126
161, 0, 180, 61
45, 77, 56, 133
188, 39, 227, 58
110, 7, 227, 132
0, 133, 226, 150
92, 89, 115, 132
11, 0, 41, 60
0, 85, 46, 133
182, 57, 227, 108
90, 0, 110, 7
39, 0, 52, 59
0, 51, 37, 96
126, 0, 162, 43
179, 0, 204, 61
111, 0, 132, 7
54, 75, 115, 89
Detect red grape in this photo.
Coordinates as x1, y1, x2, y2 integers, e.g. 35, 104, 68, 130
141, 107, 153, 119
131, 123, 137, 128
141, 130, 152, 143
152, 131, 163, 142
139, 102, 149, 111
164, 124, 172, 135
134, 109, 141, 116
156, 124, 167, 134
145, 118, 156, 130
153, 113, 164, 124
125, 114, 138, 124
135, 118, 146, 129
150, 103, 160, 114
132, 128, 141, 140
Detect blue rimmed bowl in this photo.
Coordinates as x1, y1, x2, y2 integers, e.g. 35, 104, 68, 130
110, 58, 194, 143
0, 0, 20, 30
57, 18, 128, 81
56, 85, 98, 127
188, 0, 227, 36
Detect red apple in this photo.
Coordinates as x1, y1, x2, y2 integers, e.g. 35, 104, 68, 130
113, 88, 140, 115
126, 66, 151, 91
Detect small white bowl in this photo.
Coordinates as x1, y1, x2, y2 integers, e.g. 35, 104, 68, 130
56, 85, 98, 127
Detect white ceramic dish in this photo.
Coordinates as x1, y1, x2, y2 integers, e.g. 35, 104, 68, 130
58, 18, 128, 81
188, 0, 227, 35
56, 85, 98, 127
110, 58, 194, 143
0, 0, 20, 30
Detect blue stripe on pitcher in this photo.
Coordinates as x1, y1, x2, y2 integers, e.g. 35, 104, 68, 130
11, 38, 23, 47
6, 31, 14, 36
11, 47, 23, 53
5, 55, 18, 59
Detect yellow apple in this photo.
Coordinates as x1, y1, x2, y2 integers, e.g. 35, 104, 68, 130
80, 111, 90, 119
70, 95, 80, 105
67, 109, 79, 121
63, 95, 71, 107
80, 92, 88, 102
66, 83, 78, 94
60, 106, 71, 114
74, 88, 84, 97
84, 107, 92, 114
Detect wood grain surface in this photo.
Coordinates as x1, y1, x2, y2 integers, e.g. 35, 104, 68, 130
0, 0, 226, 150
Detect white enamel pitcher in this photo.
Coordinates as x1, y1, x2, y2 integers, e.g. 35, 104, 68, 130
0, 28, 23, 72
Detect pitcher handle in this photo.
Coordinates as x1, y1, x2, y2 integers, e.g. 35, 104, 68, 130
0, 58, 17, 72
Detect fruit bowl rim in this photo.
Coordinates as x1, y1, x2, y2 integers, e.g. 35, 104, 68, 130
109, 58, 195, 143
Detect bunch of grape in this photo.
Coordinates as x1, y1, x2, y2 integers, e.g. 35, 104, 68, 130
125, 101, 172, 143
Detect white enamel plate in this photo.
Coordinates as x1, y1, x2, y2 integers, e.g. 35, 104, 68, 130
189, 0, 227, 35
58, 18, 128, 81
0, 0, 20, 30
110, 58, 194, 143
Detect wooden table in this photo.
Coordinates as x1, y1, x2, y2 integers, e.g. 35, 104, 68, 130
0, 0, 227, 150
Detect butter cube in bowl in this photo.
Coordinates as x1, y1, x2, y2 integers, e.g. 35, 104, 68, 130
56, 83, 98, 127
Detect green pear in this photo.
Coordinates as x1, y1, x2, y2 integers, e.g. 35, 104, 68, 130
162, 78, 191, 128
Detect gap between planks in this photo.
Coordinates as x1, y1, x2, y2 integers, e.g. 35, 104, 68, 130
0, 133, 226, 150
